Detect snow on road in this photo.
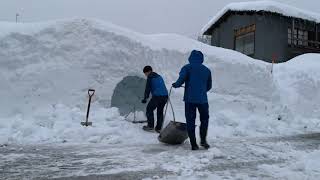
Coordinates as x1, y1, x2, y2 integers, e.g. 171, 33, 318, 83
1, 133, 320, 180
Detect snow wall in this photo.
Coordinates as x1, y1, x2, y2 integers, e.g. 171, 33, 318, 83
0, 18, 319, 144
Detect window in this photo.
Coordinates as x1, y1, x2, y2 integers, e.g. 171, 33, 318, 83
298, 30, 303, 45
235, 32, 255, 55
293, 29, 297, 45
304, 31, 308, 46
288, 28, 292, 44
288, 28, 309, 46
234, 24, 255, 56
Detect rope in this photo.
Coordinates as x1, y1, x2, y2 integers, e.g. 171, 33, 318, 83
164, 86, 176, 122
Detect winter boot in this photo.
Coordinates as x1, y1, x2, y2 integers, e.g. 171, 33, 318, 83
143, 126, 154, 132
191, 144, 200, 151
200, 140, 210, 149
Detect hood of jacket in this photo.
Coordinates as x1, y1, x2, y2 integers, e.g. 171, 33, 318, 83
188, 50, 204, 64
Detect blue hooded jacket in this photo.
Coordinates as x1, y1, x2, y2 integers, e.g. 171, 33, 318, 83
144, 72, 168, 99
173, 50, 212, 104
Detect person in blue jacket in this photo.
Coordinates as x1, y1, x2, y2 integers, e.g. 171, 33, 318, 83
141, 66, 168, 133
172, 50, 212, 150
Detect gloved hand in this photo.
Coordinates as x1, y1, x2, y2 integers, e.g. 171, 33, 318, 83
172, 83, 178, 88
141, 99, 147, 104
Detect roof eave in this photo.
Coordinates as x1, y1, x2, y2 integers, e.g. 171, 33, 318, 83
202, 10, 319, 35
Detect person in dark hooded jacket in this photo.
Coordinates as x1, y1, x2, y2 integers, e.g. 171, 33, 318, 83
141, 66, 168, 133
172, 50, 212, 150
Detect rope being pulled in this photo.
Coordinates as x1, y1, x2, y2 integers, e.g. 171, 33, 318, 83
163, 86, 176, 123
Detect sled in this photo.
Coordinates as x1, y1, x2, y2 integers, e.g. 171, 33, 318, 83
158, 87, 188, 145
158, 121, 188, 145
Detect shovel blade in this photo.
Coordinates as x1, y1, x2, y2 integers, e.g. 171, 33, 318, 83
81, 122, 92, 126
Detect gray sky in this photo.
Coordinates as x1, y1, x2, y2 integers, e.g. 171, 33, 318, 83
0, 0, 319, 37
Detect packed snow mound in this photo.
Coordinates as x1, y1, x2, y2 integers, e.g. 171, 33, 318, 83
274, 54, 320, 119
0, 18, 317, 144
201, 0, 320, 34
0, 18, 274, 117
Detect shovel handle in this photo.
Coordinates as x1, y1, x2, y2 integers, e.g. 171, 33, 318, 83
88, 89, 95, 97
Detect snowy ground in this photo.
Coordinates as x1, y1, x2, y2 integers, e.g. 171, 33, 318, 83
1, 18, 320, 179
1, 133, 320, 180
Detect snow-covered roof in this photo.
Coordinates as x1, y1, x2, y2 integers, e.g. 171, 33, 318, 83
201, 0, 320, 35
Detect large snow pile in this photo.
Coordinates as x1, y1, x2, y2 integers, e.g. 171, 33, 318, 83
201, 0, 320, 34
274, 54, 320, 119
0, 18, 318, 145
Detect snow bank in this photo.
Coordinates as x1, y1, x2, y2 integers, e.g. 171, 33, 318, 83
0, 104, 157, 145
0, 18, 318, 145
201, 0, 320, 34
274, 54, 320, 119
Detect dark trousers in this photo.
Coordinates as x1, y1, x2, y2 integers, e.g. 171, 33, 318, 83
146, 96, 168, 130
185, 103, 209, 147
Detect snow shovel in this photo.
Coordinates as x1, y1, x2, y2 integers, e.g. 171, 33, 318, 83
158, 87, 188, 145
81, 89, 95, 127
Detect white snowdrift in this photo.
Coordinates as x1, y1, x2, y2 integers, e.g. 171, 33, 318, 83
274, 54, 320, 119
0, 18, 318, 145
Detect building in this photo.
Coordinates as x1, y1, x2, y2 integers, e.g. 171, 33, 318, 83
200, 1, 320, 63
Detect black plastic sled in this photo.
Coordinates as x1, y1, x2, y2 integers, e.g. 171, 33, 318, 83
158, 121, 188, 145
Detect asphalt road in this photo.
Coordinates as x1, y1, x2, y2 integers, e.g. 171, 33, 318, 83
1, 133, 320, 180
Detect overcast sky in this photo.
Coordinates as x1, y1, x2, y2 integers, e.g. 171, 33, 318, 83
0, 0, 319, 37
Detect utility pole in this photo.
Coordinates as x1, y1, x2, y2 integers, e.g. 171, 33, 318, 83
16, 13, 19, 23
